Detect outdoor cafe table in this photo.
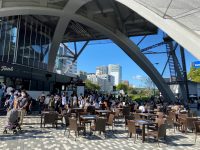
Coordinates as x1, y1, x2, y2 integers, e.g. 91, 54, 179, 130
71, 108, 84, 116
71, 108, 84, 113
95, 110, 111, 115
133, 120, 156, 143
40, 111, 58, 128
132, 112, 157, 120
80, 115, 97, 121
80, 115, 97, 134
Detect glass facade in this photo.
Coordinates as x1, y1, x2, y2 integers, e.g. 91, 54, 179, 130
0, 15, 52, 70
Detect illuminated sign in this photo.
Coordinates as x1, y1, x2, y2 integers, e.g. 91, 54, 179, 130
193, 61, 200, 68
1, 66, 14, 71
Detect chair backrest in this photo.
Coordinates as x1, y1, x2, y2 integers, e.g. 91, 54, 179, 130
155, 118, 166, 127
194, 121, 200, 133
95, 118, 106, 132
127, 120, 136, 134
187, 118, 198, 130
123, 107, 131, 116
79, 112, 88, 122
125, 115, 134, 125
69, 117, 78, 131
44, 112, 58, 124
108, 114, 115, 125
134, 105, 138, 112
158, 124, 167, 138
166, 116, 174, 126
115, 109, 120, 117
64, 114, 70, 127
134, 113, 141, 120
156, 112, 164, 118
87, 106, 95, 114
179, 113, 188, 119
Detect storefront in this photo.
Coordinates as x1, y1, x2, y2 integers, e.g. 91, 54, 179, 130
0, 62, 74, 93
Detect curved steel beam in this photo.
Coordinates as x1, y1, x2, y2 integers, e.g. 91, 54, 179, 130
115, 0, 200, 60
0, 0, 199, 60
0, 7, 62, 17
47, 0, 91, 71
71, 14, 176, 102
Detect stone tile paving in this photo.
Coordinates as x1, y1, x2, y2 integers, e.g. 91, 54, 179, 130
0, 115, 199, 150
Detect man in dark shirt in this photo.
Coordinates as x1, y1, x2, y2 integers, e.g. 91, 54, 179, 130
18, 91, 28, 110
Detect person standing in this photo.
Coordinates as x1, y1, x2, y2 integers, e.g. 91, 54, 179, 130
0, 85, 3, 108
61, 93, 67, 109
39, 96, 45, 114
44, 94, 51, 110
73, 94, 78, 108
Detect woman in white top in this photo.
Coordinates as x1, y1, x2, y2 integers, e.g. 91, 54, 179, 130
72, 94, 78, 108
61, 93, 67, 108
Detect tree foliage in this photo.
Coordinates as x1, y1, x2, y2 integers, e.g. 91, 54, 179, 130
188, 67, 200, 83
85, 80, 100, 91
116, 83, 129, 93
128, 86, 137, 94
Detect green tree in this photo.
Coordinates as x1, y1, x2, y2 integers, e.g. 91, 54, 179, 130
116, 83, 129, 93
128, 86, 137, 94
85, 80, 100, 91
188, 67, 200, 83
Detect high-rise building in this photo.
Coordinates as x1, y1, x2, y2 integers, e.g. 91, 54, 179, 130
122, 80, 129, 86
55, 44, 77, 75
108, 64, 122, 85
96, 66, 108, 75
87, 74, 114, 92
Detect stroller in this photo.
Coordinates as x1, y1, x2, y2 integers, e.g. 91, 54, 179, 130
3, 109, 21, 134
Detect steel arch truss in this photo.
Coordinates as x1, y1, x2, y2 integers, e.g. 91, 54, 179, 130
1, 0, 200, 102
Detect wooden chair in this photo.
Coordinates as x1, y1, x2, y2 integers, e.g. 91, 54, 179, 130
166, 116, 174, 131
185, 117, 198, 133
194, 121, 200, 143
122, 107, 131, 117
90, 118, 107, 137
147, 124, 167, 147
148, 118, 165, 131
156, 112, 164, 118
134, 113, 141, 120
68, 118, 85, 141
79, 112, 92, 127
125, 115, 134, 130
106, 113, 115, 131
43, 112, 58, 128
114, 108, 122, 123
169, 111, 182, 132
64, 114, 70, 135
87, 106, 96, 114
127, 120, 142, 143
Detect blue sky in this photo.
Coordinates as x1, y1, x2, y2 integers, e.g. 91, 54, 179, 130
69, 31, 198, 87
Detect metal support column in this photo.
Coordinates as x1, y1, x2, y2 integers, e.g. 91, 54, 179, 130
180, 46, 189, 102
168, 41, 187, 104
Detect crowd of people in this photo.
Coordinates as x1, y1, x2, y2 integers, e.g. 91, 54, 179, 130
0, 82, 32, 114
37, 92, 130, 114
0, 81, 198, 117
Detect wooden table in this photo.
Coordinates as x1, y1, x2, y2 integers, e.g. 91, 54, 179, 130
134, 120, 156, 143
132, 112, 157, 120
80, 115, 97, 121
40, 111, 58, 128
95, 110, 111, 115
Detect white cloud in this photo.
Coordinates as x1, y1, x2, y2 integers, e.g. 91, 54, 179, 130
132, 75, 146, 81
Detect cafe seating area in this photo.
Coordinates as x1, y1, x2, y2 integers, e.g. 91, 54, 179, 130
1, 103, 200, 149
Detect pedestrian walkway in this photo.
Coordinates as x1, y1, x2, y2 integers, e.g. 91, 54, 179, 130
0, 115, 199, 150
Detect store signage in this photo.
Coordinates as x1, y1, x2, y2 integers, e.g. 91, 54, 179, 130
1, 66, 14, 71
193, 61, 200, 69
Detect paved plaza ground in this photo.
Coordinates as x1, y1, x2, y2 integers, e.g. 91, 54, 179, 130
0, 112, 199, 150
